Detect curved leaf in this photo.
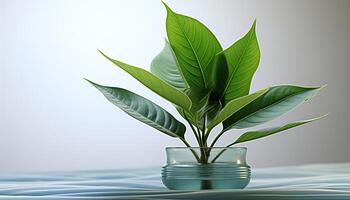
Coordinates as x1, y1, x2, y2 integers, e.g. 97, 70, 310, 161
206, 101, 222, 124
177, 102, 221, 130
99, 50, 191, 110
210, 52, 229, 100
177, 88, 211, 127
233, 115, 327, 145
150, 40, 186, 90
222, 20, 260, 105
86, 79, 186, 138
223, 85, 323, 131
207, 88, 268, 131
164, 2, 222, 90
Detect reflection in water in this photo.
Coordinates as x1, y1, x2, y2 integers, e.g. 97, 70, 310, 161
0, 163, 349, 199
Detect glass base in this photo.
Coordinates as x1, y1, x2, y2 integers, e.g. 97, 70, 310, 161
162, 163, 251, 190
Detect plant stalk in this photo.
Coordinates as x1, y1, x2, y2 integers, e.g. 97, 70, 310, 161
210, 142, 236, 163
209, 130, 225, 149
183, 113, 202, 147
179, 137, 201, 162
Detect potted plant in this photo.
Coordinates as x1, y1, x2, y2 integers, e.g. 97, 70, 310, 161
86, 2, 326, 190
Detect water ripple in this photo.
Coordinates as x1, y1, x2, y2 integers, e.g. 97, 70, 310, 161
0, 163, 350, 199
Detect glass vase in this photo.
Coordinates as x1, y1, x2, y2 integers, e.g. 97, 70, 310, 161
161, 147, 250, 190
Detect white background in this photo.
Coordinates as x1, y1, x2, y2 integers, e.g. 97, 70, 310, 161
0, 0, 349, 172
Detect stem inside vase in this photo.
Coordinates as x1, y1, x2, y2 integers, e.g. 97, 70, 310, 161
199, 147, 213, 189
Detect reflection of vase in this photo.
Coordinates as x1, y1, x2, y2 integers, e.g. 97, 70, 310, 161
161, 147, 251, 190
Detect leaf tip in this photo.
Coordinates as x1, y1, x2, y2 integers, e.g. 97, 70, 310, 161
252, 19, 257, 31
308, 85, 326, 100
303, 114, 328, 123
318, 113, 329, 119
161, 1, 172, 12
320, 84, 327, 90
83, 78, 92, 84
84, 79, 107, 92
84, 78, 98, 87
98, 50, 117, 65
98, 49, 107, 58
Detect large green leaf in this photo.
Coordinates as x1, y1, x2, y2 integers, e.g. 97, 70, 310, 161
99, 51, 191, 110
207, 88, 268, 131
221, 20, 260, 105
233, 115, 327, 145
86, 79, 186, 138
164, 2, 222, 90
223, 85, 323, 131
150, 40, 186, 90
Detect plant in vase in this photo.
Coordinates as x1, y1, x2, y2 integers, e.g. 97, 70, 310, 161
86, 2, 326, 190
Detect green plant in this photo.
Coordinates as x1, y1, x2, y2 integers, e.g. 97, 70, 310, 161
86, 3, 326, 164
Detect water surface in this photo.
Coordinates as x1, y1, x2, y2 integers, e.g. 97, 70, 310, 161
0, 163, 349, 199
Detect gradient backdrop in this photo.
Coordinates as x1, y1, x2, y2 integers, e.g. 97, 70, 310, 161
1, 0, 349, 172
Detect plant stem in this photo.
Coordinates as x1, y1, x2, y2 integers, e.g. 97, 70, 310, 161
203, 126, 213, 145
205, 129, 226, 162
192, 126, 202, 146
200, 116, 212, 189
200, 179, 213, 189
199, 126, 214, 162
182, 113, 205, 163
196, 127, 206, 163
202, 117, 207, 147
191, 123, 203, 147
179, 137, 200, 162
196, 126, 202, 143
210, 142, 236, 163
182, 113, 213, 164
209, 130, 225, 149
183, 113, 202, 147
202, 117, 211, 163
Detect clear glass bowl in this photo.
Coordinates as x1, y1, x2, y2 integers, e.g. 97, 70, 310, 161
161, 147, 251, 190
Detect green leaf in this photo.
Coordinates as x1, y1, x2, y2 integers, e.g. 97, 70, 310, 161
206, 101, 222, 124
233, 115, 327, 145
223, 85, 324, 131
177, 88, 212, 127
164, 2, 222, 90
177, 101, 221, 130
207, 88, 268, 131
150, 39, 186, 90
210, 52, 229, 100
99, 50, 191, 110
222, 20, 260, 105
86, 79, 186, 138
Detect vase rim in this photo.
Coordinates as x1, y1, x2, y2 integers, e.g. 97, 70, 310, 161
166, 147, 247, 150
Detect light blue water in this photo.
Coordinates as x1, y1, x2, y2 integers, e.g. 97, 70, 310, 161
0, 163, 350, 199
